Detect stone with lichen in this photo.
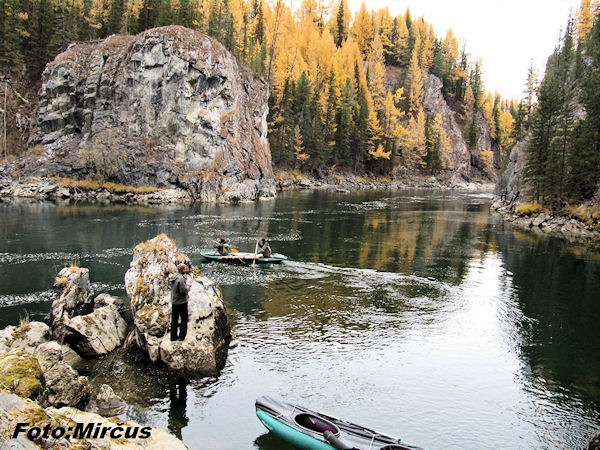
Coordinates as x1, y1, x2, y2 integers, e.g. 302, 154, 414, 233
125, 233, 230, 375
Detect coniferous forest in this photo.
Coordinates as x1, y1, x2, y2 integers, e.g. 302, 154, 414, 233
0, 0, 599, 208
0, 0, 517, 177
523, 0, 600, 209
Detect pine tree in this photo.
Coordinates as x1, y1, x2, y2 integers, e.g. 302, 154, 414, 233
0, 0, 27, 72
390, 15, 408, 66
352, 2, 373, 56
569, 7, 600, 200
424, 114, 443, 174
336, 77, 355, 166
106, 0, 124, 35
334, 0, 349, 47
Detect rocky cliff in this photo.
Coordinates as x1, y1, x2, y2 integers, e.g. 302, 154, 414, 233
421, 73, 499, 182
25, 26, 275, 203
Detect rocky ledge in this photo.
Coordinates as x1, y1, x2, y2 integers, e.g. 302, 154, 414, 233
0, 177, 192, 205
491, 199, 600, 245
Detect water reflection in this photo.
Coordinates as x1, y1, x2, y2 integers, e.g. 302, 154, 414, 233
168, 377, 188, 439
1, 191, 600, 448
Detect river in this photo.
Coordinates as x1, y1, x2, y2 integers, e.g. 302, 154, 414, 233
1, 189, 599, 449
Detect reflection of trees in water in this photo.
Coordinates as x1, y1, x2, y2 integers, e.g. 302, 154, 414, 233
499, 230, 600, 407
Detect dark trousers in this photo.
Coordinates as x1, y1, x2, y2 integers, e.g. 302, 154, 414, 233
171, 302, 188, 341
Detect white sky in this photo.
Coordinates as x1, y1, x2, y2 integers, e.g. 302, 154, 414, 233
346, 0, 580, 100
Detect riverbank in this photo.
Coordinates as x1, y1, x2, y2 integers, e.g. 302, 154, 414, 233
274, 169, 495, 193
0, 171, 494, 205
491, 198, 600, 246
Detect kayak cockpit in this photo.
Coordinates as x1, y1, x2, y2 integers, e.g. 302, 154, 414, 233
295, 413, 340, 435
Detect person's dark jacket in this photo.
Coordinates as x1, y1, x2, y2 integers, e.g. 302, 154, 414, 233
171, 273, 189, 305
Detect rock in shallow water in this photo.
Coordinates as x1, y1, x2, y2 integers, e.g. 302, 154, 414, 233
124, 234, 230, 375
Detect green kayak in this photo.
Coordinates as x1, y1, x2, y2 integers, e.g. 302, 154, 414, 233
200, 251, 287, 264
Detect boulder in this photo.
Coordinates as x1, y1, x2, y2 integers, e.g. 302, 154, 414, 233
46, 266, 94, 342
87, 384, 127, 417
0, 391, 185, 449
0, 351, 43, 398
532, 213, 549, 227
35, 339, 91, 408
46, 268, 128, 356
65, 301, 128, 356
0, 321, 50, 354
34, 341, 82, 369
124, 234, 230, 375
27, 26, 275, 203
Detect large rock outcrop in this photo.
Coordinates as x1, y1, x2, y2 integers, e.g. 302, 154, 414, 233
27, 25, 275, 203
422, 74, 472, 178
494, 138, 529, 207
124, 234, 230, 375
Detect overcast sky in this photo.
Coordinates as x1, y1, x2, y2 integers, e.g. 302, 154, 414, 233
345, 0, 580, 100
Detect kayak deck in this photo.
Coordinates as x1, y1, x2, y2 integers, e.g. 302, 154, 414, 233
255, 396, 424, 450
201, 251, 287, 264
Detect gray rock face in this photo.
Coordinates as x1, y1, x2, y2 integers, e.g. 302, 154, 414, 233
495, 138, 529, 207
124, 234, 230, 375
46, 267, 94, 342
28, 26, 275, 203
35, 342, 91, 408
423, 74, 471, 178
46, 268, 128, 356
66, 303, 128, 356
0, 321, 50, 354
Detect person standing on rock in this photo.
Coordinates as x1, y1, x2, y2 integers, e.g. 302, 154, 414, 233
170, 263, 190, 341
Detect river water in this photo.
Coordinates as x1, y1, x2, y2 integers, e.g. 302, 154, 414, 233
1, 189, 599, 449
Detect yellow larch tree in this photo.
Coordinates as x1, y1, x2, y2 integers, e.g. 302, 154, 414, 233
351, 2, 374, 57
405, 41, 424, 117
367, 32, 387, 114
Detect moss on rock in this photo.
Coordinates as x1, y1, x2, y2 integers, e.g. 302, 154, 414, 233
0, 351, 43, 398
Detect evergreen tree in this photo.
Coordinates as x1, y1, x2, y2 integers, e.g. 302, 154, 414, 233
106, 0, 124, 35
335, 0, 348, 47
405, 45, 424, 116
0, 0, 27, 71
424, 114, 443, 174
336, 77, 355, 166
570, 7, 600, 200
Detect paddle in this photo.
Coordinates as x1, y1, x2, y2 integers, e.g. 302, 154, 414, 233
252, 240, 259, 267
323, 431, 358, 450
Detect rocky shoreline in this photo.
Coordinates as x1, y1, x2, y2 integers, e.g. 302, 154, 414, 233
0, 172, 495, 206
275, 171, 494, 193
0, 234, 230, 448
491, 199, 600, 246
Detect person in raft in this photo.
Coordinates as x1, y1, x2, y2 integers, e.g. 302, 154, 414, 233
257, 238, 272, 258
170, 263, 191, 341
213, 237, 230, 255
